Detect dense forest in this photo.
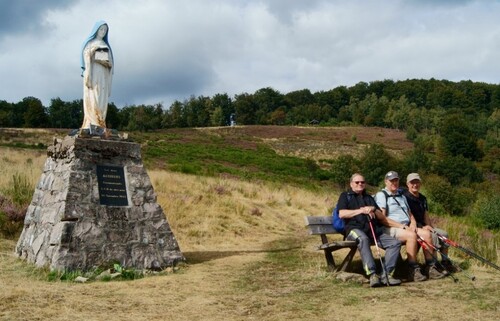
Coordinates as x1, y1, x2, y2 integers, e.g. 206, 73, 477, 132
1, 78, 499, 131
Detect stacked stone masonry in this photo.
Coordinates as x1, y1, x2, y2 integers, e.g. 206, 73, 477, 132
16, 136, 184, 271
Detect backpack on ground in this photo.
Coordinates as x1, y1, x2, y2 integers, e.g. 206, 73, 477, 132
332, 193, 353, 234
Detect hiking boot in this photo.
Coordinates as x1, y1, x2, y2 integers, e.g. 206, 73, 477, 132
380, 273, 402, 286
369, 273, 382, 288
440, 260, 456, 273
410, 266, 428, 282
435, 263, 450, 276
427, 264, 447, 279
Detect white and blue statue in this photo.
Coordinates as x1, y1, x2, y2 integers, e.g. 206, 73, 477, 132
80, 21, 113, 130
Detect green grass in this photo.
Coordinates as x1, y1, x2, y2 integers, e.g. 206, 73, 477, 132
39, 262, 146, 282
5, 173, 34, 206
139, 133, 331, 188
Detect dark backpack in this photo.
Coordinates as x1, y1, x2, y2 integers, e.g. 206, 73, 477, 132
332, 193, 353, 234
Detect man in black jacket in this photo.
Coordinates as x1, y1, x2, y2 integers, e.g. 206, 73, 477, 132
338, 173, 402, 287
403, 173, 453, 274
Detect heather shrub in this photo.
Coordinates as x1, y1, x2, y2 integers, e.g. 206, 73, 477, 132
0, 173, 33, 238
0, 195, 27, 238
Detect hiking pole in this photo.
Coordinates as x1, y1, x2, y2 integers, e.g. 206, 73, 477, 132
418, 234, 477, 282
417, 234, 476, 281
415, 234, 459, 283
420, 233, 477, 281
368, 218, 390, 286
416, 233, 479, 282
433, 232, 500, 272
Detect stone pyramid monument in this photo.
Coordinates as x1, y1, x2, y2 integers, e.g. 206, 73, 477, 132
15, 135, 184, 271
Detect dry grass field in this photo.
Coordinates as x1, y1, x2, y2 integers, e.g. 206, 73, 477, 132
0, 128, 499, 321
0, 148, 46, 191
0, 128, 67, 146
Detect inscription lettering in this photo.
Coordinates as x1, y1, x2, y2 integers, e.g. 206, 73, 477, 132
96, 165, 129, 206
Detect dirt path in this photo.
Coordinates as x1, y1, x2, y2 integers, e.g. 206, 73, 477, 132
1, 237, 500, 321
1, 240, 271, 321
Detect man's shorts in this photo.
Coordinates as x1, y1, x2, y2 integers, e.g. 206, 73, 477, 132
384, 226, 405, 238
431, 227, 449, 249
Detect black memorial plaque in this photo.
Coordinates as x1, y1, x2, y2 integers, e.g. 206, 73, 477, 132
96, 165, 129, 206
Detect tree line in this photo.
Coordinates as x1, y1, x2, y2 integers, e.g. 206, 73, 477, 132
1, 78, 498, 172
2, 78, 498, 177
1, 78, 498, 129
0, 78, 499, 228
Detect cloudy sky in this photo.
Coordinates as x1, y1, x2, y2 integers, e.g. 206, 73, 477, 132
1, 0, 499, 108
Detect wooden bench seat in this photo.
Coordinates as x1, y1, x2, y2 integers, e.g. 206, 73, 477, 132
304, 215, 358, 272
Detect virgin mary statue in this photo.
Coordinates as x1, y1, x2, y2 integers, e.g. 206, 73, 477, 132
80, 21, 113, 129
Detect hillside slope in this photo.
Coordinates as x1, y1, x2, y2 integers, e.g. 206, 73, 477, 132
1, 168, 499, 321
0, 132, 499, 321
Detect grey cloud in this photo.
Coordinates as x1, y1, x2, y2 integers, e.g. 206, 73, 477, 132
0, 0, 77, 39
264, 0, 323, 24
407, 0, 473, 7
114, 61, 214, 106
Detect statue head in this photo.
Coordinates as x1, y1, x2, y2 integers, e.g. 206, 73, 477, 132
80, 21, 113, 75
96, 24, 108, 40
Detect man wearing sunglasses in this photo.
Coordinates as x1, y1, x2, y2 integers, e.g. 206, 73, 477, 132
337, 173, 402, 287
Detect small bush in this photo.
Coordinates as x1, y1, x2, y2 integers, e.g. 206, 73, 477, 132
422, 175, 455, 215
406, 126, 418, 141
113, 263, 144, 280
360, 144, 395, 186
451, 187, 476, 216
170, 163, 201, 175
433, 155, 483, 185
330, 155, 360, 189
473, 194, 500, 230
423, 174, 478, 216
400, 147, 431, 176
46, 263, 145, 282
48, 269, 83, 282
413, 133, 439, 153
